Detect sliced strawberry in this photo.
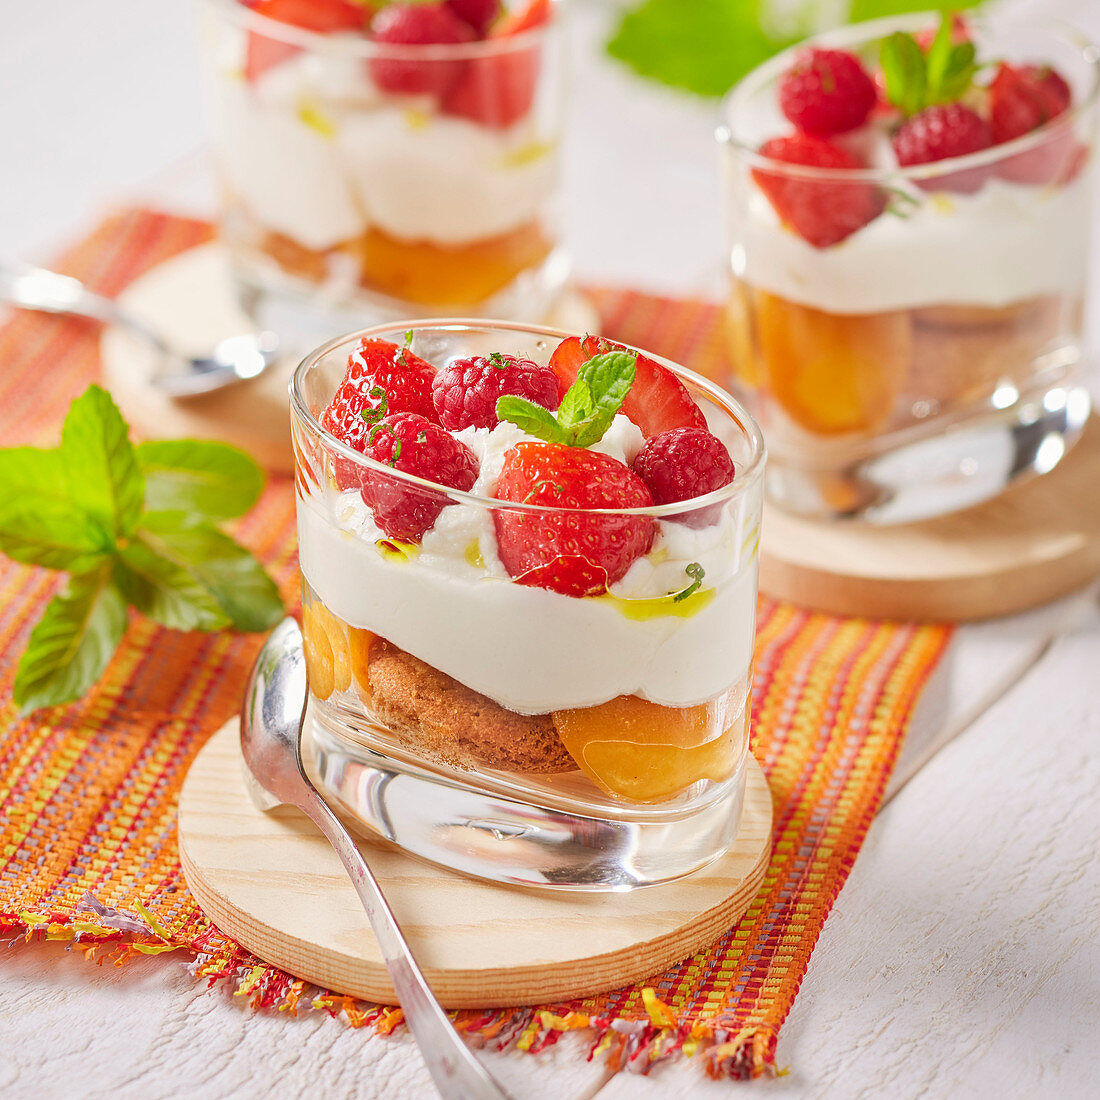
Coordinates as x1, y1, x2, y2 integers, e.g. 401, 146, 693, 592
440, 0, 551, 127
245, 0, 366, 82
548, 335, 706, 439
446, 0, 500, 36
493, 441, 654, 597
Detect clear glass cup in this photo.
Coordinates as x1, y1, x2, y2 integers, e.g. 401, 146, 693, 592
197, 1, 567, 344
291, 320, 765, 889
719, 13, 1098, 523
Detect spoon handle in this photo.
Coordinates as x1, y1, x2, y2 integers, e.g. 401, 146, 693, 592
301, 792, 515, 1100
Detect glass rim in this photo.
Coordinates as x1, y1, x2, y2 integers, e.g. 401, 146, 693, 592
202, 0, 560, 60
290, 319, 767, 520
718, 10, 1100, 185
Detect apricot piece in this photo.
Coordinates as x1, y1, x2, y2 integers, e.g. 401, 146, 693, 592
350, 220, 552, 306
348, 627, 375, 700
552, 694, 743, 803
302, 603, 335, 701
754, 289, 911, 434
303, 602, 352, 699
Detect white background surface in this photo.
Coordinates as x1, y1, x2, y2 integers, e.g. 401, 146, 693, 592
2, 1, 1099, 1097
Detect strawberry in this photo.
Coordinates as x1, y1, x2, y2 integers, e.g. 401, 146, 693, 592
778, 48, 877, 137
493, 442, 654, 596
548, 335, 706, 439
432, 353, 559, 430
321, 337, 438, 488
441, 0, 551, 126
445, 0, 499, 36
752, 133, 884, 248
632, 427, 734, 526
369, 3, 474, 98
892, 103, 993, 193
359, 413, 478, 540
245, 0, 366, 82
990, 63, 1079, 185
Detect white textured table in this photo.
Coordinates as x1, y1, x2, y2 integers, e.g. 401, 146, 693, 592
2, 2, 1099, 1097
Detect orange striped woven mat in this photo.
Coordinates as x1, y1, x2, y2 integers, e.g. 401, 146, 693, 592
0, 209, 951, 1080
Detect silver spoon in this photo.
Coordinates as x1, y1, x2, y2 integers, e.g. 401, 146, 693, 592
0, 261, 279, 398
241, 618, 514, 1100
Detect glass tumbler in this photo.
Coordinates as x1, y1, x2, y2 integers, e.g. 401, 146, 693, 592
197, 1, 566, 342
720, 13, 1098, 523
291, 321, 765, 889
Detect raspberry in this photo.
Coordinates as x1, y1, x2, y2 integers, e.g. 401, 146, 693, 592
493, 442, 654, 597
431, 353, 559, 431
778, 48, 877, 137
445, 0, 499, 36
989, 63, 1078, 185
892, 103, 993, 193
359, 412, 478, 541
632, 427, 735, 526
320, 338, 438, 488
753, 134, 885, 248
369, 3, 474, 97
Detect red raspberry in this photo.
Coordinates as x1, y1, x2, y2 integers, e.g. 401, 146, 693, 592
321, 338, 438, 488
445, 0, 499, 36
369, 3, 474, 98
359, 412, 478, 541
778, 48, 877, 137
431, 353, 559, 431
892, 103, 993, 193
990, 63, 1077, 185
753, 134, 885, 248
632, 427, 735, 526
493, 442, 654, 597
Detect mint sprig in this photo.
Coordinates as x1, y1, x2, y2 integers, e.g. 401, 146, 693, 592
880, 13, 977, 117
496, 350, 636, 449
0, 384, 284, 713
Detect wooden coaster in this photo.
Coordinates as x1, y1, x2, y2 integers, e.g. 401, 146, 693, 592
178, 721, 772, 1009
760, 415, 1100, 621
100, 242, 600, 474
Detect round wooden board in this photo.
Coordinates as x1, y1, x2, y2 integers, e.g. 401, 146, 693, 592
178, 721, 773, 1009
759, 415, 1100, 622
100, 242, 600, 475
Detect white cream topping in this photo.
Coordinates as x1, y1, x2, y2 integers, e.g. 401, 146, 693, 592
297, 418, 758, 714
737, 171, 1093, 314
207, 52, 555, 251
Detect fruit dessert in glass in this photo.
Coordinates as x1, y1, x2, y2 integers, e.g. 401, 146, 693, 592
198, 1, 564, 337
291, 321, 765, 889
721, 12, 1097, 522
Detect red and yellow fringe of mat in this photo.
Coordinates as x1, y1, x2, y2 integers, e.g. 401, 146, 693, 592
0, 209, 951, 1080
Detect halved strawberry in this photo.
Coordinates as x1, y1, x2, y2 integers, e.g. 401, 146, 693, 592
548, 335, 706, 439
440, 0, 552, 127
245, 0, 366, 82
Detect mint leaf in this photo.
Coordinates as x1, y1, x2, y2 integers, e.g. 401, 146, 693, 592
607, 0, 781, 98
494, 397, 567, 444
879, 12, 980, 115
881, 30, 926, 116
138, 513, 283, 633
497, 350, 636, 448
13, 566, 128, 713
113, 540, 230, 632
137, 440, 263, 520
61, 384, 143, 539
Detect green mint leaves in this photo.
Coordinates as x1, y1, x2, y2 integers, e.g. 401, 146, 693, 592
0, 384, 284, 713
496, 350, 636, 449
880, 13, 977, 116
605, 1, 978, 99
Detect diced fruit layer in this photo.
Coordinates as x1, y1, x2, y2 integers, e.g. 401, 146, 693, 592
752, 289, 911, 434
553, 694, 743, 802
548, 335, 706, 438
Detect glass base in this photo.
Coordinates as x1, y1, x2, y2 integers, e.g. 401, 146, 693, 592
303, 702, 748, 891
230, 245, 570, 354
764, 382, 1092, 524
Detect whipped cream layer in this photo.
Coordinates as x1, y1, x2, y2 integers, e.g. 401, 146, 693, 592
737, 169, 1093, 315
297, 418, 759, 714
209, 49, 555, 251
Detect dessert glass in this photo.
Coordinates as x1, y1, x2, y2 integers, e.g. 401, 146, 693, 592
291, 321, 765, 890
197, 1, 566, 342
720, 13, 1098, 523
